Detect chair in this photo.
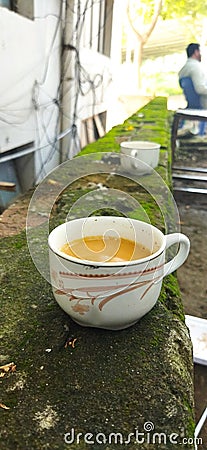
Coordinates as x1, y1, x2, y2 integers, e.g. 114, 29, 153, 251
171, 77, 207, 162
179, 77, 205, 136
179, 76, 202, 109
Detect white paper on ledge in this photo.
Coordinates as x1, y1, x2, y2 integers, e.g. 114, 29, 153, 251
185, 315, 207, 366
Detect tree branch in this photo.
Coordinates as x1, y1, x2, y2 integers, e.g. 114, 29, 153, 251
143, 0, 163, 42
127, 0, 163, 44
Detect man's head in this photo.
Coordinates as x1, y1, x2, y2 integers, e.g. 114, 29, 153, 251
186, 43, 201, 61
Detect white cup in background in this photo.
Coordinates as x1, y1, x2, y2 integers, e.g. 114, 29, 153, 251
120, 140, 161, 175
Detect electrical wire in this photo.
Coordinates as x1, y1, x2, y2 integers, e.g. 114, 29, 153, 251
0, 0, 114, 185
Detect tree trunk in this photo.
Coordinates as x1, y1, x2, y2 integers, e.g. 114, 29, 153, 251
127, 0, 163, 90
137, 40, 143, 90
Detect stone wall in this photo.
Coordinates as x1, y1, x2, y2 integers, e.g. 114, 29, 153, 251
0, 97, 195, 449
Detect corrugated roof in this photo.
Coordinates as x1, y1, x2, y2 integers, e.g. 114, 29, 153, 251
142, 19, 195, 59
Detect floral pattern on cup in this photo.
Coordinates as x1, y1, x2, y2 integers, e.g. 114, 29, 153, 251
53, 267, 162, 316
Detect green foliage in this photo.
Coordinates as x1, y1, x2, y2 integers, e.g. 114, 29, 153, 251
143, 71, 182, 95
127, 0, 160, 23
129, 0, 206, 21
161, 0, 206, 20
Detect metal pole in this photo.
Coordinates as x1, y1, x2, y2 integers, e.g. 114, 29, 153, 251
195, 406, 207, 438
60, 0, 76, 162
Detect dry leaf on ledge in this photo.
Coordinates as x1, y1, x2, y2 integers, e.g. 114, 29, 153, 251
64, 337, 77, 349
0, 403, 10, 410
0, 362, 16, 374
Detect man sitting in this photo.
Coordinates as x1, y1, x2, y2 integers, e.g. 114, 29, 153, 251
179, 43, 207, 108
178, 43, 207, 135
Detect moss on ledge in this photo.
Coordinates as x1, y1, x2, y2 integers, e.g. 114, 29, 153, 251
0, 97, 194, 450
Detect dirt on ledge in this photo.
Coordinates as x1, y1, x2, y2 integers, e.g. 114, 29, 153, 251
1, 190, 206, 449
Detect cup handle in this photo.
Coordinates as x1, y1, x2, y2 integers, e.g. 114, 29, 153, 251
130, 149, 138, 167
163, 233, 190, 278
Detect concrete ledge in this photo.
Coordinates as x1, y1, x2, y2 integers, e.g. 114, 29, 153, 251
0, 97, 195, 449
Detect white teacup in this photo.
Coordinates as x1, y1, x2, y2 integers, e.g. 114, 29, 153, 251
120, 140, 160, 174
48, 216, 190, 330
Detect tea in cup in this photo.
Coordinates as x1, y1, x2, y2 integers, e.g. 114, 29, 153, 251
120, 140, 160, 175
48, 216, 190, 330
60, 235, 151, 263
